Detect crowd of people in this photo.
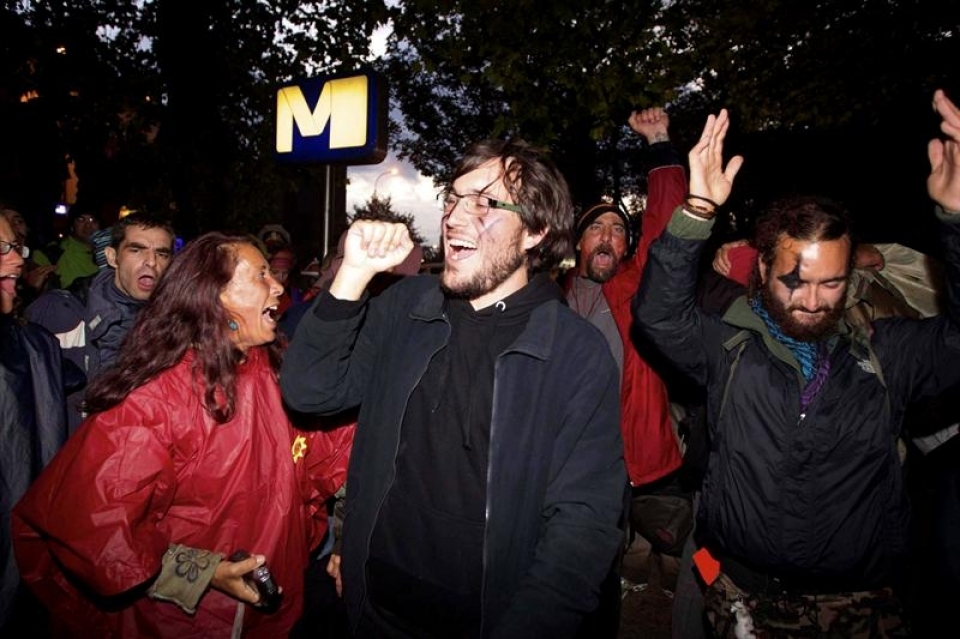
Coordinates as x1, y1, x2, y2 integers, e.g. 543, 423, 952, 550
0, 87, 958, 639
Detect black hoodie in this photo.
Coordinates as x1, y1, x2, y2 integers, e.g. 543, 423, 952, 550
366, 273, 564, 636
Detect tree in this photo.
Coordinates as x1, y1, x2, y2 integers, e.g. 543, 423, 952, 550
380, 0, 687, 208
0, 0, 387, 240
349, 193, 426, 246
381, 0, 960, 242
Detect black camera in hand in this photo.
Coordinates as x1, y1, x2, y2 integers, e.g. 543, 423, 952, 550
229, 549, 282, 613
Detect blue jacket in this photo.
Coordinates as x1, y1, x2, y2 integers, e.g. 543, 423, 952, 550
280, 275, 627, 638
634, 207, 960, 590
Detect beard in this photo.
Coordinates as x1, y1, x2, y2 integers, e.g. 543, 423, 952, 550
441, 243, 527, 301
583, 242, 621, 283
760, 282, 845, 342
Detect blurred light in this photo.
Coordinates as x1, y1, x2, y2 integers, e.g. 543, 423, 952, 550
55, 204, 68, 216
118, 206, 137, 219
55, 46, 67, 55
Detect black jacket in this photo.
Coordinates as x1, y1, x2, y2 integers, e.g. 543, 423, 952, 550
0, 315, 75, 626
633, 207, 960, 590
281, 275, 627, 638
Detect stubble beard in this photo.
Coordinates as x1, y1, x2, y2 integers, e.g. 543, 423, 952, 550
441, 244, 527, 301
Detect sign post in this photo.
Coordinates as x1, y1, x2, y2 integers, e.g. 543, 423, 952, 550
275, 69, 388, 257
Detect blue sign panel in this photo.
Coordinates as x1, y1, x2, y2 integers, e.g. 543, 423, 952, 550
276, 69, 388, 165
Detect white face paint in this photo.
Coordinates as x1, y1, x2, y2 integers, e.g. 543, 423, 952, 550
799, 242, 822, 262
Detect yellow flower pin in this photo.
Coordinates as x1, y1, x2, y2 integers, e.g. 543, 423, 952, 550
291, 435, 308, 463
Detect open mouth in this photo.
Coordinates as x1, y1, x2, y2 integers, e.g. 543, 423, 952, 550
0, 273, 18, 295
137, 274, 156, 292
593, 251, 614, 266
447, 238, 477, 262
263, 305, 279, 323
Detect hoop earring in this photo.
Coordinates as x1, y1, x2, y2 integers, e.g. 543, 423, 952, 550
228, 320, 239, 331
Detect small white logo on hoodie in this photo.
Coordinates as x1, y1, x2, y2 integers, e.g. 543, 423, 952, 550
857, 358, 876, 375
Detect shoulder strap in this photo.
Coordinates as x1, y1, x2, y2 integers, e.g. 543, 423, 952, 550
718, 330, 751, 421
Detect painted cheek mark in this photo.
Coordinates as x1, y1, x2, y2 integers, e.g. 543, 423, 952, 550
477, 216, 504, 238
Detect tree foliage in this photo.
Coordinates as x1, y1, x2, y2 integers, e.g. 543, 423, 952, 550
0, 0, 386, 240
382, 0, 960, 221
349, 194, 426, 246
381, 0, 688, 208
661, 0, 960, 133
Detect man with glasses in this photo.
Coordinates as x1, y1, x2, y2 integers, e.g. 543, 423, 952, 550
1, 212, 74, 635
281, 138, 626, 638
1, 207, 57, 297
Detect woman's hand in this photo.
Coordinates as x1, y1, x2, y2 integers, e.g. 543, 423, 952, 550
209, 553, 265, 605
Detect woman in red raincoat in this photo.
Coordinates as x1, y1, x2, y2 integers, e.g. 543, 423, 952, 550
13, 232, 353, 638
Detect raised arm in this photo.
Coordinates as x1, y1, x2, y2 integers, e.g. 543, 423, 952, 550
686, 109, 744, 215
632, 109, 743, 385
629, 107, 687, 265
329, 220, 413, 301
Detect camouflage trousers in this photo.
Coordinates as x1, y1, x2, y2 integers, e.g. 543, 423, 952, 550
703, 572, 910, 638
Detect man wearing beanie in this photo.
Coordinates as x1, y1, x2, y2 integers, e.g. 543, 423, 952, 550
562, 107, 690, 622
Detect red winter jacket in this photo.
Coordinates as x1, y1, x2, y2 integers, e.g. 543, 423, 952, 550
13, 348, 353, 638
564, 161, 686, 486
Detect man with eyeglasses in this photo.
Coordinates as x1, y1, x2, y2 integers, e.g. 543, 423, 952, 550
1, 212, 75, 635
1, 207, 57, 297
281, 138, 626, 638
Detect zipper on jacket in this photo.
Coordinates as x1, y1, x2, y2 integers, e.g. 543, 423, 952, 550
358, 318, 450, 633
479, 358, 500, 639
797, 412, 806, 426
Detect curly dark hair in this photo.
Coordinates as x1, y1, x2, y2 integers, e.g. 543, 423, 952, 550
748, 195, 855, 295
448, 138, 575, 272
83, 232, 284, 422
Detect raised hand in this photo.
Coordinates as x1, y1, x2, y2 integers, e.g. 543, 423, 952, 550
928, 89, 960, 213
628, 107, 670, 144
330, 220, 414, 301
688, 109, 744, 209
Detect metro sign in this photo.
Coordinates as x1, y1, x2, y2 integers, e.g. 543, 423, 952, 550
276, 69, 388, 164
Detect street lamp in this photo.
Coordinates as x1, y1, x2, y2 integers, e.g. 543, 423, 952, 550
373, 167, 399, 197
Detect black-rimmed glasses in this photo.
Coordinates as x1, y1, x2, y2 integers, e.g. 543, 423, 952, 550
438, 190, 524, 217
0, 241, 29, 259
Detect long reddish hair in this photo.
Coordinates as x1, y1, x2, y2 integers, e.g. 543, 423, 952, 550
83, 232, 284, 422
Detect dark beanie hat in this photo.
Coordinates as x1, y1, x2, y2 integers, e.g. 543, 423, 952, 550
575, 203, 631, 239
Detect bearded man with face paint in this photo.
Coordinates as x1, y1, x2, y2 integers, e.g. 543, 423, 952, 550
634, 91, 960, 638
281, 139, 627, 638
